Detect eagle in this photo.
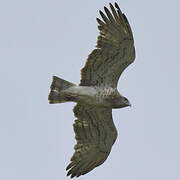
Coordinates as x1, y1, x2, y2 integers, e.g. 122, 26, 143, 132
48, 2, 135, 178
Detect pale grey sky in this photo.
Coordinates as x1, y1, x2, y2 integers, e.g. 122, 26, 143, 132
0, 0, 180, 180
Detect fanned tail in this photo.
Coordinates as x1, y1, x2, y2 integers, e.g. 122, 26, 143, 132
48, 76, 75, 104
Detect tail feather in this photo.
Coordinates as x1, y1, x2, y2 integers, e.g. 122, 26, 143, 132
48, 76, 75, 104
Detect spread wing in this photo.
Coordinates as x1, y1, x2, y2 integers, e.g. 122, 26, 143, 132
66, 104, 117, 178
80, 3, 135, 88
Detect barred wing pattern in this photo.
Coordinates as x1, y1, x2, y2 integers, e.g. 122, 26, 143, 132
66, 104, 117, 178
80, 3, 135, 88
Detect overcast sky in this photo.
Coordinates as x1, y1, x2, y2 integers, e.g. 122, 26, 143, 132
0, 0, 180, 180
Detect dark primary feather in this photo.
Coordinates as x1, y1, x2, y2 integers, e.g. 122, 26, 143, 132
66, 104, 117, 178
80, 3, 135, 88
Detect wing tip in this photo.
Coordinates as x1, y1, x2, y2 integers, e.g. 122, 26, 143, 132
104, 6, 108, 12
67, 170, 72, 177
114, 2, 120, 9
96, 18, 106, 28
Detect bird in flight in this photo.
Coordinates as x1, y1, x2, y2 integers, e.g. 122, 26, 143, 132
48, 2, 135, 178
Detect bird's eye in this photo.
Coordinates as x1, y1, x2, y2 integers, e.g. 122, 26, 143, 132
124, 97, 128, 102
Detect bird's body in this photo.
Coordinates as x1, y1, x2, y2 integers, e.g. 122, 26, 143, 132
60, 85, 130, 108
48, 2, 136, 178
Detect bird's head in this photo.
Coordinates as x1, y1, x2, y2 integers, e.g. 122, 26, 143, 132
122, 96, 131, 107
111, 95, 131, 109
